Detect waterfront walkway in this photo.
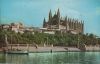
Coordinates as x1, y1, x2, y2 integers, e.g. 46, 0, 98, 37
29, 47, 81, 52
1, 45, 100, 52
1, 46, 80, 52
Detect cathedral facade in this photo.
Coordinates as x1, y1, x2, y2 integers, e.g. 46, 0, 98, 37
43, 9, 84, 34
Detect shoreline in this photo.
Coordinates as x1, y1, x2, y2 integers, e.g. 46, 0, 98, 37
0, 50, 100, 53
0, 46, 100, 53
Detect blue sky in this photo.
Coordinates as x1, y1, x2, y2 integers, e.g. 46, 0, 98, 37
0, 0, 100, 36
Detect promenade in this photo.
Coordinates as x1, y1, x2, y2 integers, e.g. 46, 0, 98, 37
29, 47, 81, 52
1, 45, 100, 52
1, 45, 80, 52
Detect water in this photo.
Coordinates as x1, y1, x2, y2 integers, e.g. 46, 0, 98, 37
0, 52, 100, 64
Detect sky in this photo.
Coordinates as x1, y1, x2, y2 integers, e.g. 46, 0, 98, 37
0, 0, 100, 36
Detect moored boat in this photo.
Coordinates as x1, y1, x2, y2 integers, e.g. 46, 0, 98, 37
6, 50, 29, 54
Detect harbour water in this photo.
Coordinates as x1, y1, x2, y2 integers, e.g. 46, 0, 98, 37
0, 52, 100, 64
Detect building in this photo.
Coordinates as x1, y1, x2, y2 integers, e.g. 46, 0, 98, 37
0, 24, 10, 30
43, 9, 84, 34
0, 22, 35, 34
10, 22, 24, 33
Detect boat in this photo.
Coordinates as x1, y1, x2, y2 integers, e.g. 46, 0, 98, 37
6, 50, 29, 54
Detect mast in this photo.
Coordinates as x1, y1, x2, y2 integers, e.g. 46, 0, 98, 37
11, 35, 12, 50
27, 44, 29, 52
5, 34, 8, 50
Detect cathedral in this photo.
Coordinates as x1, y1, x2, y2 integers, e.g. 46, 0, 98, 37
43, 9, 84, 34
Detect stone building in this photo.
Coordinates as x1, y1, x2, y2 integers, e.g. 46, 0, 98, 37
43, 9, 84, 34
10, 22, 24, 33
0, 24, 10, 30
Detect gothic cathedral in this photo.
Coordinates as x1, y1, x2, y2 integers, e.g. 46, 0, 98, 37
43, 9, 84, 34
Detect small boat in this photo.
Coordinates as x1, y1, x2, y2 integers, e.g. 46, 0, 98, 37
6, 50, 29, 54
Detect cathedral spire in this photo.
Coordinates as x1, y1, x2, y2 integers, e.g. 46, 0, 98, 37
57, 8, 60, 18
65, 16, 67, 21
43, 18, 46, 28
49, 9, 52, 21
65, 16, 68, 31
43, 18, 46, 22
57, 8, 60, 28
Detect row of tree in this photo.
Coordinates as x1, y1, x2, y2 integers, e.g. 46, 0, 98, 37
0, 30, 100, 48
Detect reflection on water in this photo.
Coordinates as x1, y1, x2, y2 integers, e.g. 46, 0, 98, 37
0, 52, 100, 64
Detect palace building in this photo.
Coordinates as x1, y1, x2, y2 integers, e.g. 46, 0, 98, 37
43, 9, 84, 34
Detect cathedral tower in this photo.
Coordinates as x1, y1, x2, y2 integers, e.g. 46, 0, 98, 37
57, 8, 60, 28
43, 9, 84, 34
65, 16, 67, 30
49, 9, 52, 21
43, 18, 46, 28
